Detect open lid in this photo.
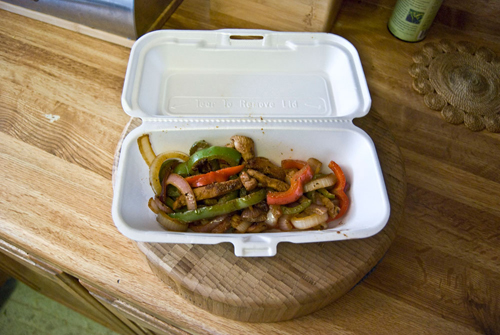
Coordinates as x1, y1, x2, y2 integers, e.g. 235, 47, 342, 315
122, 29, 371, 120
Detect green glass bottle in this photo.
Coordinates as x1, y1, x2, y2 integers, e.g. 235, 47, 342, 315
388, 0, 443, 42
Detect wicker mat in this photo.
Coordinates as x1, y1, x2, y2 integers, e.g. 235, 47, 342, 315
410, 40, 500, 132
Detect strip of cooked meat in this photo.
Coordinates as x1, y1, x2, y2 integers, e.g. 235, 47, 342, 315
228, 135, 255, 161
246, 169, 289, 191
246, 157, 286, 180
241, 206, 267, 222
173, 178, 243, 209
240, 171, 258, 191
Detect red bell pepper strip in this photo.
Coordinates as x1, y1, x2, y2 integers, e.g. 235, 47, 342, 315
281, 159, 307, 170
328, 161, 349, 219
184, 164, 245, 188
267, 164, 314, 205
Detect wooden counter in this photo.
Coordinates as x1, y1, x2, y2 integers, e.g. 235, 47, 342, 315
1, 0, 499, 334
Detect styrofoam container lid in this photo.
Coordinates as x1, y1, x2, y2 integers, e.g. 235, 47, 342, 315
112, 29, 390, 257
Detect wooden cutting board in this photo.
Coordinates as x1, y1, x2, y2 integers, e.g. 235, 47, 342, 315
114, 110, 407, 322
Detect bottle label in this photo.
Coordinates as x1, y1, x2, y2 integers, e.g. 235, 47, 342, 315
388, 0, 443, 42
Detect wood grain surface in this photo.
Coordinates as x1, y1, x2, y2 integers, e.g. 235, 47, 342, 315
1, 0, 500, 333
209, 0, 343, 32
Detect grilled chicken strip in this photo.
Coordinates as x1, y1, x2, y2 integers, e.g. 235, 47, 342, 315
173, 178, 243, 209
246, 157, 286, 181
246, 169, 289, 191
240, 171, 258, 191
229, 135, 255, 161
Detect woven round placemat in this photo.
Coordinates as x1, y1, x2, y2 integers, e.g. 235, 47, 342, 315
410, 39, 500, 132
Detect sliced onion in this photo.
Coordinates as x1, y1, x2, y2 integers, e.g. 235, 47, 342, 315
190, 215, 228, 232
154, 196, 173, 214
305, 204, 329, 216
148, 197, 159, 214
165, 173, 197, 210
247, 221, 267, 233
307, 158, 322, 174
315, 192, 339, 218
149, 151, 189, 195
234, 219, 253, 233
278, 214, 293, 231
303, 173, 337, 193
156, 210, 188, 232
137, 134, 156, 166
211, 216, 233, 233
265, 205, 282, 228
290, 211, 328, 230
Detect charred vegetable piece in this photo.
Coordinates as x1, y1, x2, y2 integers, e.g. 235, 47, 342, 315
267, 164, 314, 205
169, 189, 267, 223
173, 162, 189, 176
150, 153, 189, 195
281, 159, 307, 170
184, 164, 245, 187
231, 214, 253, 233
246, 221, 267, 233
158, 159, 180, 184
307, 158, 322, 174
303, 173, 336, 193
137, 134, 156, 166
166, 173, 197, 210
157, 210, 188, 232
217, 190, 239, 204
187, 146, 242, 173
190, 215, 229, 233
291, 211, 329, 230
318, 188, 336, 199
281, 197, 312, 215
189, 140, 210, 156
315, 191, 340, 218
328, 161, 349, 219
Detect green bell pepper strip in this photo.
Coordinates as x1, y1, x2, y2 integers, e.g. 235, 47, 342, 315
187, 146, 242, 173
173, 162, 189, 176
162, 196, 175, 209
318, 188, 336, 199
209, 159, 220, 172
217, 190, 239, 204
166, 185, 180, 197
168, 189, 266, 223
281, 197, 312, 215
189, 140, 210, 156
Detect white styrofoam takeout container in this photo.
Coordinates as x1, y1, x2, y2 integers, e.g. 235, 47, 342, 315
112, 29, 390, 257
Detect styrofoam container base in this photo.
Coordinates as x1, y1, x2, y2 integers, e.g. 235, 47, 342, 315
112, 29, 390, 257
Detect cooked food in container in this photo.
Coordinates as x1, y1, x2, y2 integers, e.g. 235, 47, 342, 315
139, 135, 350, 234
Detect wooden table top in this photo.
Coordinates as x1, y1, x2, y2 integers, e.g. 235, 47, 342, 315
1, 0, 499, 334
